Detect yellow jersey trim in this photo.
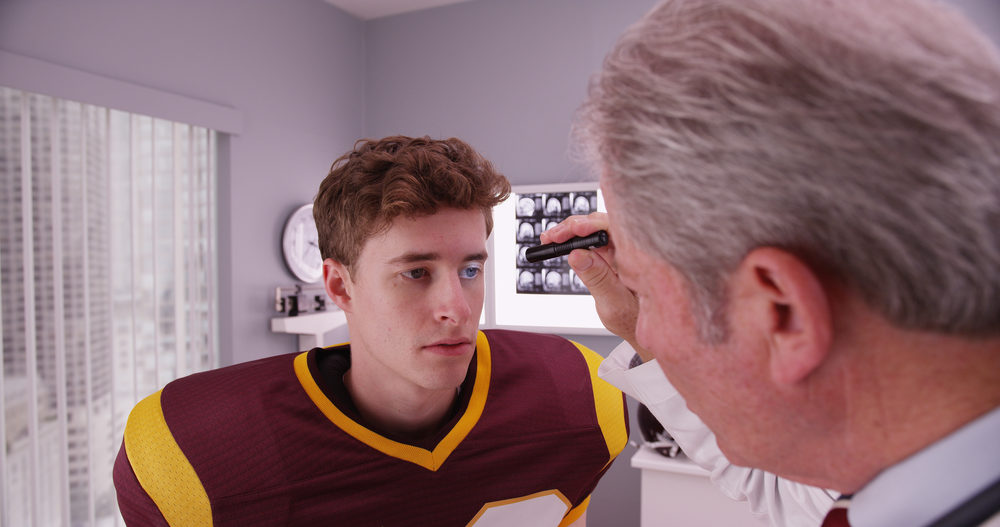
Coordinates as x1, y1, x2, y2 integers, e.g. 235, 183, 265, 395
560, 494, 591, 526
123, 390, 213, 526
574, 342, 629, 462
293, 330, 492, 471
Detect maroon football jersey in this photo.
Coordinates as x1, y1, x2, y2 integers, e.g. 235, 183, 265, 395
114, 329, 628, 526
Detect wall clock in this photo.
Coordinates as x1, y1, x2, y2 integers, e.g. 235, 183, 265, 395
281, 203, 323, 283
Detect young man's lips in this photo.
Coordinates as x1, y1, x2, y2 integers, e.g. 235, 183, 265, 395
423, 340, 473, 356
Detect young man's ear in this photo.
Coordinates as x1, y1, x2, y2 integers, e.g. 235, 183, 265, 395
733, 247, 833, 385
323, 259, 354, 313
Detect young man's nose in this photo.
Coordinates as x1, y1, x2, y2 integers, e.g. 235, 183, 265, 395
434, 274, 472, 323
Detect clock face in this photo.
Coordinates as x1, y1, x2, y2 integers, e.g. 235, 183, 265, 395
281, 203, 323, 283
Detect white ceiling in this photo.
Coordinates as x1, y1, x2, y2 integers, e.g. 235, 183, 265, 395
324, 0, 477, 20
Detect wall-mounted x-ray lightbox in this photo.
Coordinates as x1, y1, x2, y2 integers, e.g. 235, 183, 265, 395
487, 182, 611, 335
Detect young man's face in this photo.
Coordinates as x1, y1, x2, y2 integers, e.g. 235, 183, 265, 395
338, 207, 487, 395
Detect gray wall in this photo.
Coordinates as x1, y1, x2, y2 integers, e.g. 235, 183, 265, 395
365, 0, 658, 185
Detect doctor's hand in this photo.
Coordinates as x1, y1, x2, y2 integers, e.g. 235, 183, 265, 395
541, 213, 648, 359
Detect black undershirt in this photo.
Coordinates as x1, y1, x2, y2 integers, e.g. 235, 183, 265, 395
307, 344, 477, 451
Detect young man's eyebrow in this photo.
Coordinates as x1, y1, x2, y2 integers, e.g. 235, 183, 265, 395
387, 252, 439, 265
386, 252, 487, 265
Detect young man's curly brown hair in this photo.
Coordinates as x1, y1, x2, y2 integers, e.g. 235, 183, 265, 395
313, 136, 511, 274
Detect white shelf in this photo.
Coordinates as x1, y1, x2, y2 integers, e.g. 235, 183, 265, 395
270, 310, 347, 349
630, 446, 709, 477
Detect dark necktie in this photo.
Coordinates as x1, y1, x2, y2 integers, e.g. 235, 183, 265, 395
821, 496, 852, 527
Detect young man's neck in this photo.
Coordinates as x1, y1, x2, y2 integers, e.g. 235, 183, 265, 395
342, 364, 461, 443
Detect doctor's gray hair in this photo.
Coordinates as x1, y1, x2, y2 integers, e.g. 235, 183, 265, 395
575, 0, 1000, 341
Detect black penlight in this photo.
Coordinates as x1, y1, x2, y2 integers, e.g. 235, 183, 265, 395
525, 231, 609, 263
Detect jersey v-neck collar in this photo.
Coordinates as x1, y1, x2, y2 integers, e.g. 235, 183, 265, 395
293, 330, 492, 471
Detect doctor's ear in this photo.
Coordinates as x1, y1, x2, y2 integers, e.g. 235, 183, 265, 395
323, 259, 354, 312
733, 247, 834, 385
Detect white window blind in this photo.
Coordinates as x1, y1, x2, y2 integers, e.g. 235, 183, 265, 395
0, 86, 219, 526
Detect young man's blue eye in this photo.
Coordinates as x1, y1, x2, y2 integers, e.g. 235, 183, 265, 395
460, 264, 483, 279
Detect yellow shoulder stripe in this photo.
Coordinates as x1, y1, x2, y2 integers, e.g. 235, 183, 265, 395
573, 342, 629, 461
124, 390, 212, 526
